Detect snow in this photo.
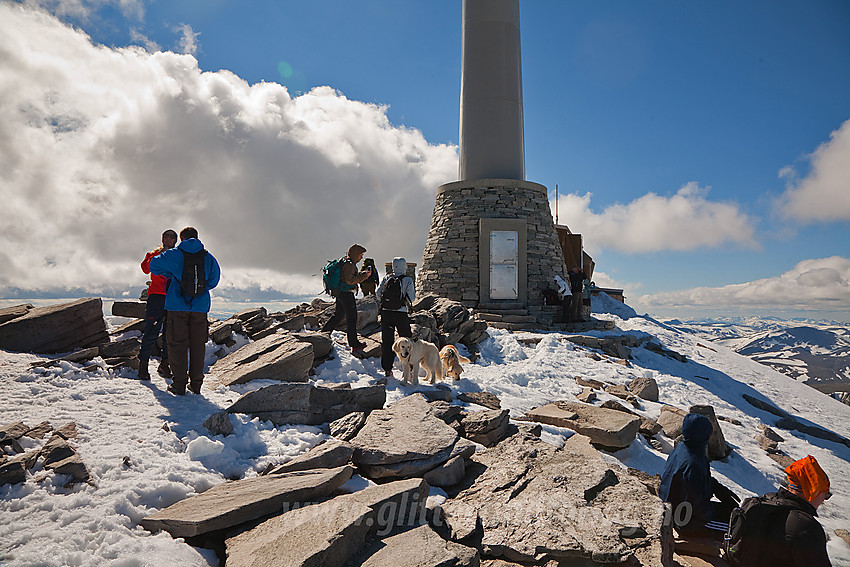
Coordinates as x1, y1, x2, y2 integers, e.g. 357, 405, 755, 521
2, 296, 850, 566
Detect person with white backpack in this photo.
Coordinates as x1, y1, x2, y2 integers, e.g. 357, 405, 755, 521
376, 257, 415, 378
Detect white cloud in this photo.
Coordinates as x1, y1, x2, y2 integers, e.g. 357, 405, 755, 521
0, 5, 457, 297
551, 183, 758, 254
19, 0, 144, 20
777, 118, 850, 223
634, 256, 850, 314
174, 23, 199, 56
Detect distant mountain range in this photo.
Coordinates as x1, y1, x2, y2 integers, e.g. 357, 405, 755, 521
661, 316, 850, 395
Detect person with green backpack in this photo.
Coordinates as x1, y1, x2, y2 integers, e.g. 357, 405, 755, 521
321, 244, 372, 353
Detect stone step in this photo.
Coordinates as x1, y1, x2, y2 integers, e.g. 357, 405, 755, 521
477, 302, 524, 311
475, 312, 535, 324
476, 309, 529, 316
549, 319, 617, 332
487, 321, 550, 332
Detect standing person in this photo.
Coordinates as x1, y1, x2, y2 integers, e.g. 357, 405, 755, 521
729, 455, 832, 567
377, 257, 415, 378
322, 244, 372, 353
137, 229, 178, 380
659, 413, 740, 538
149, 227, 220, 395
568, 265, 586, 323
359, 258, 380, 296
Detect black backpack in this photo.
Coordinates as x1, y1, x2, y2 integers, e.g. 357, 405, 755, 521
180, 249, 207, 299
380, 275, 407, 310
724, 494, 791, 566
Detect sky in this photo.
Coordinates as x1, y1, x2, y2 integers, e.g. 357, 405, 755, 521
1, 0, 849, 321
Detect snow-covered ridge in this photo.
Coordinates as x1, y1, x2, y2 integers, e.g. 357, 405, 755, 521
0, 294, 848, 566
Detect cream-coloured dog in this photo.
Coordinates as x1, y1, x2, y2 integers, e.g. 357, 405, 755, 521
392, 336, 443, 385
440, 345, 471, 381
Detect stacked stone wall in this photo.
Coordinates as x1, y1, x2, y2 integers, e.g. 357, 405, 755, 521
418, 179, 567, 307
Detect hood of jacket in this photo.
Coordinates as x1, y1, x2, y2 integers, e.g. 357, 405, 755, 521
392, 257, 407, 276
681, 413, 713, 449
177, 238, 204, 254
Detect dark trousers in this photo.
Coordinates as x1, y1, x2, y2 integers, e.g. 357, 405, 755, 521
167, 311, 208, 391
570, 292, 583, 322
381, 310, 412, 372
322, 291, 361, 347
139, 293, 168, 364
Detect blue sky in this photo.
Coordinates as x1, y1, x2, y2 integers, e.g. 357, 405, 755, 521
1, 0, 849, 321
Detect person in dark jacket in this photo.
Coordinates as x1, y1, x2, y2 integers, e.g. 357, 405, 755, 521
149, 227, 221, 396
137, 229, 177, 380
743, 455, 832, 567
321, 244, 372, 353
568, 266, 586, 323
359, 258, 379, 296
659, 413, 740, 537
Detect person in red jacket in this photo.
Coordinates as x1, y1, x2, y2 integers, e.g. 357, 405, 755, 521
137, 229, 177, 380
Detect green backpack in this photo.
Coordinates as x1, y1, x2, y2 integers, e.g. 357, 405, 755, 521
322, 258, 344, 296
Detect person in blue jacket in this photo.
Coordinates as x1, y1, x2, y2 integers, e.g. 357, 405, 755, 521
659, 413, 740, 538
149, 227, 221, 395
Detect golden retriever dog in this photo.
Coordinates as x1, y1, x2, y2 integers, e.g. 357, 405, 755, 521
392, 336, 443, 385
440, 345, 471, 381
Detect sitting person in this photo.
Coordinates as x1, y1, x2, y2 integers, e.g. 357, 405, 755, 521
659, 413, 740, 538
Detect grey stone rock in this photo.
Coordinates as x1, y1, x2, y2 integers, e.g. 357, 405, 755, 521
741, 394, 792, 419
603, 384, 640, 407
456, 391, 501, 410
0, 422, 29, 445
575, 376, 606, 390
111, 301, 147, 319
0, 298, 108, 354
209, 319, 242, 344
441, 433, 671, 565
689, 405, 732, 460
412, 388, 453, 403
46, 454, 91, 484
52, 422, 78, 440
212, 333, 314, 387
266, 440, 354, 474
524, 401, 641, 449
759, 424, 785, 443
658, 406, 688, 439
423, 455, 466, 488
459, 410, 510, 447
141, 465, 354, 538
203, 411, 234, 437
225, 478, 428, 567
576, 387, 596, 403
40, 436, 76, 467
628, 376, 659, 402
292, 331, 333, 359
0, 303, 34, 325
355, 524, 480, 567
351, 394, 459, 474
429, 401, 464, 424
0, 460, 26, 485
328, 412, 369, 441
227, 383, 386, 426
24, 421, 53, 440
99, 337, 141, 359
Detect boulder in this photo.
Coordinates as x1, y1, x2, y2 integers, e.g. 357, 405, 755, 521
111, 301, 147, 319
0, 298, 108, 354
658, 406, 688, 439
524, 401, 641, 450
213, 333, 314, 387
0, 460, 26, 486
225, 478, 428, 567
266, 440, 354, 475
741, 394, 792, 419
52, 422, 78, 440
441, 433, 672, 565
603, 384, 640, 407
459, 410, 511, 447
24, 421, 53, 439
328, 411, 369, 441
141, 465, 354, 538
292, 331, 333, 359
226, 383, 386, 426
456, 391, 501, 410
576, 388, 596, 403
689, 405, 731, 460
576, 377, 606, 390
0, 422, 29, 446
355, 524, 480, 567
209, 319, 243, 345
109, 318, 146, 336
99, 337, 141, 359
628, 376, 659, 402
423, 455, 466, 489
0, 303, 34, 325
45, 454, 91, 484
40, 436, 76, 467
203, 411, 234, 437
351, 394, 469, 480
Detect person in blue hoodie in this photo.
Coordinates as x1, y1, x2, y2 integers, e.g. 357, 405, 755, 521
659, 413, 740, 538
149, 227, 221, 395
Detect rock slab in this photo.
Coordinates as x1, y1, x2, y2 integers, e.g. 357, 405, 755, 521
0, 298, 108, 354
524, 401, 640, 449
140, 465, 354, 537
213, 333, 314, 386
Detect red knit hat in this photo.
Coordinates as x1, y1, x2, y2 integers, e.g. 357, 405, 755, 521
785, 455, 830, 502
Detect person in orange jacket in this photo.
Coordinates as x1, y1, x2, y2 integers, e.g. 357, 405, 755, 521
137, 229, 177, 380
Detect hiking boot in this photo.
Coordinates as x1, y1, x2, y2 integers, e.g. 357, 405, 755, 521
157, 361, 172, 378
138, 367, 151, 381
188, 382, 203, 395
384, 369, 394, 378
167, 384, 186, 396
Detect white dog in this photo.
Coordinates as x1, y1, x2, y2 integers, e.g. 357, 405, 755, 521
392, 336, 443, 385
440, 345, 471, 381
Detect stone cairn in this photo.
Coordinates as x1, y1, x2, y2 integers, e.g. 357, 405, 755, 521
417, 179, 567, 310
